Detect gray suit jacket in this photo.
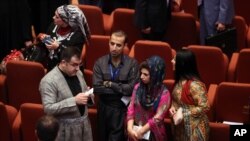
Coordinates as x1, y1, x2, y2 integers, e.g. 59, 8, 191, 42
39, 67, 93, 141
39, 66, 88, 119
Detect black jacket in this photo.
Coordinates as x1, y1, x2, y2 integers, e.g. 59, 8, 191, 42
134, 0, 171, 32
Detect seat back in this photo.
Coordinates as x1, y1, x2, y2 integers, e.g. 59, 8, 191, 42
215, 82, 250, 123
236, 48, 250, 83
83, 69, 93, 87
165, 12, 198, 51
181, 0, 198, 20
82, 35, 110, 71
88, 109, 98, 141
110, 8, 142, 49
82, 35, 129, 71
232, 15, 248, 51
6, 61, 45, 109
247, 27, 250, 48
78, 4, 105, 35
0, 102, 18, 141
0, 74, 7, 103
187, 45, 229, 88
234, 0, 250, 25
20, 103, 44, 141
209, 122, 230, 141
129, 40, 175, 79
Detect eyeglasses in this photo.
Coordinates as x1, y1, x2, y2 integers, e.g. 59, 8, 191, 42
109, 41, 123, 48
67, 62, 83, 68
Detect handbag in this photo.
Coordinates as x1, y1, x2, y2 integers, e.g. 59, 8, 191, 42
205, 27, 237, 58
22, 44, 47, 63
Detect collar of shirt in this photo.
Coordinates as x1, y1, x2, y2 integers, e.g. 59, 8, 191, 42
108, 54, 125, 67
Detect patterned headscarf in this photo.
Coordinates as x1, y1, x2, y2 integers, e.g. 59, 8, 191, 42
56, 5, 91, 44
137, 56, 166, 110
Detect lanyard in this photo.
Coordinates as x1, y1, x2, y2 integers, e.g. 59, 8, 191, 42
109, 64, 121, 81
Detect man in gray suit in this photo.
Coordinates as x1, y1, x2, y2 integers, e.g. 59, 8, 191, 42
198, 0, 235, 44
39, 47, 93, 141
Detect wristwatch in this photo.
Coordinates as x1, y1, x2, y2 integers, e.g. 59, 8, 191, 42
104, 81, 112, 88
104, 81, 109, 87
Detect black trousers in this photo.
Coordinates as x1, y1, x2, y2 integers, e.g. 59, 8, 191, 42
97, 101, 127, 141
141, 31, 166, 42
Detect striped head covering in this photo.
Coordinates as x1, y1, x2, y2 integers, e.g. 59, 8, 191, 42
137, 56, 166, 110
56, 5, 91, 44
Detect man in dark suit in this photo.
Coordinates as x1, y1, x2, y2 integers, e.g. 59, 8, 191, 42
198, 0, 235, 44
134, 0, 171, 41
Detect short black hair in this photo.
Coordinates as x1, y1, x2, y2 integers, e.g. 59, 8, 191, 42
111, 30, 128, 44
36, 115, 59, 141
60, 47, 81, 62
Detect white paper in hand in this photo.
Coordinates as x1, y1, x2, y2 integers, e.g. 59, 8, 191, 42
173, 107, 183, 125
85, 88, 94, 96
133, 125, 151, 140
85, 88, 95, 105
121, 96, 130, 106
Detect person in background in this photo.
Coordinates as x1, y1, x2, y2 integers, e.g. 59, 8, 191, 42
36, 115, 59, 141
169, 49, 210, 141
39, 47, 94, 141
112, 0, 135, 10
93, 30, 139, 141
198, 0, 235, 44
28, 0, 70, 35
38, 4, 90, 71
134, 0, 171, 41
127, 56, 171, 141
0, 0, 33, 60
71, 0, 103, 8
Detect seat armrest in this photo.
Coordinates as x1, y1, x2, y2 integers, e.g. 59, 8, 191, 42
163, 79, 175, 93
0, 75, 7, 103
207, 84, 218, 121
12, 112, 21, 141
103, 13, 112, 35
227, 53, 239, 82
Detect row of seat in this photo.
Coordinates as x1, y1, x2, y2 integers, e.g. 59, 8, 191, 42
0, 61, 45, 109
0, 102, 231, 141
82, 35, 250, 88
0, 52, 249, 141
0, 38, 250, 110
79, 5, 250, 52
